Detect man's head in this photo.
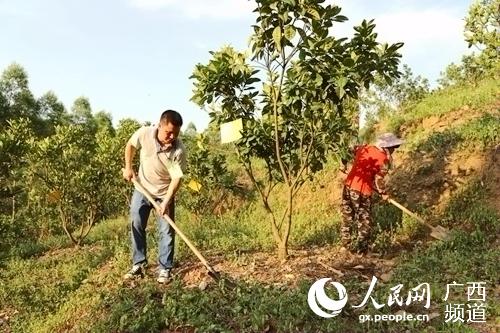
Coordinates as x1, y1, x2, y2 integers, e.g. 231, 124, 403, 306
157, 110, 183, 146
376, 132, 403, 154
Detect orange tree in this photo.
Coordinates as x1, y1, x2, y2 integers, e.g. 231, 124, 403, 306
25, 118, 140, 245
178, 131, 241, 220
191, 0, 403, 259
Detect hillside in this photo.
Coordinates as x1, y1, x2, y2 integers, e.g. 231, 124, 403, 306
0, 78, 499, 333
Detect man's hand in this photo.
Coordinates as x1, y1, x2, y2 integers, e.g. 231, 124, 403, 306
157, 199, 170, 216
122, 167, 135, 182
381, 193, 390, 201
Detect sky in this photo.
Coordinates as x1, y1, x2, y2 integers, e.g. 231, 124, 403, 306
0, 0, 473, 131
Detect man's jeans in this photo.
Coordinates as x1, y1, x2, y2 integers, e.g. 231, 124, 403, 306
130, 189, 175, 270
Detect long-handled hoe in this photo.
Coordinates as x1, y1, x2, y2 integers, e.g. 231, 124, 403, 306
131, 177, 235, 287
388, 198, 450, 241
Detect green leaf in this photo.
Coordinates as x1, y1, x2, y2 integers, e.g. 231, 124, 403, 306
272, 26, 282, 51
335, 86, 345, 99
343, 58, 355, 67
306, 8, 320, 20
247, 77, 261, 84
333, 15, 348, 22
296, 27, 307, 42
336, 76, 347, 89
284, 26, 296, 41
315, 74, 323, 86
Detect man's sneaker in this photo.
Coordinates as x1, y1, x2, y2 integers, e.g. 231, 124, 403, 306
157, 269, 171, 283
123, 264, 145, 280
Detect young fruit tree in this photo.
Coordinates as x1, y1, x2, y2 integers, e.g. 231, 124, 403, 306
190, 0, 403, 259
179, 131, 241, 220
26, 121, 133, 245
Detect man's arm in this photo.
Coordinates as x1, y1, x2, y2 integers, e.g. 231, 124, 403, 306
158, 147, 186, 215
374, 175, 387, 194
158, 177, 182, 216
374, 161, 390, 200
123, 142, 137, 181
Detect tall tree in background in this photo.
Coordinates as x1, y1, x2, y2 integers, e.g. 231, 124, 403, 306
361, 64, 429, 124
38, 91, 69, 135
95, 110, 115, 135
71, 96, 97, 134
191, 0, 402, 259
0, 119, 33, 219
0, 63, 43, 133
0, 64, 41, 239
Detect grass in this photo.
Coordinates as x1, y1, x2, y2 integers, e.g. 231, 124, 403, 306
0, 243, 115, 332
440, 180, 500, 233
173, 198, 340, 260
405, 113, 500, 154
174, 158, 342, 257
386, 77, 499, 133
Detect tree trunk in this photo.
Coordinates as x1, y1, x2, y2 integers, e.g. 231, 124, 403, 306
11, 194, 15, 223
59, 205, 77, 245
80, 208, 96, 241
277, 242, 288, 261
11, 181, 16, 222
278, 188, 293, 261
266, 205, 283, 248
62, 221, 77, 245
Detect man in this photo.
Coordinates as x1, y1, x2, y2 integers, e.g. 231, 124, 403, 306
122, 110, 187, 283
340, 132, 403, 254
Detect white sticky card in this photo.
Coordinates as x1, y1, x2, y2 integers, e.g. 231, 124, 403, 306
220, 118, 243, 144
166, 160, 184, 179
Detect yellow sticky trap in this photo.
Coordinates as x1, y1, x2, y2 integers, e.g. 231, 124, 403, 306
188, 179, 202, 192
166, 160, 184, 179
220, 118, 243, 144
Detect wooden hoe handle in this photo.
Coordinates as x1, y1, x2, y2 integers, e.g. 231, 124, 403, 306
131, 178, 218, 276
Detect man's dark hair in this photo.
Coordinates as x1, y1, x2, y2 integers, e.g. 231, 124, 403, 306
160, 110, 183, 127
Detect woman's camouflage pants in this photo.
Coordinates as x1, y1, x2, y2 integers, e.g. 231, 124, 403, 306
341, 186, 373, 253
